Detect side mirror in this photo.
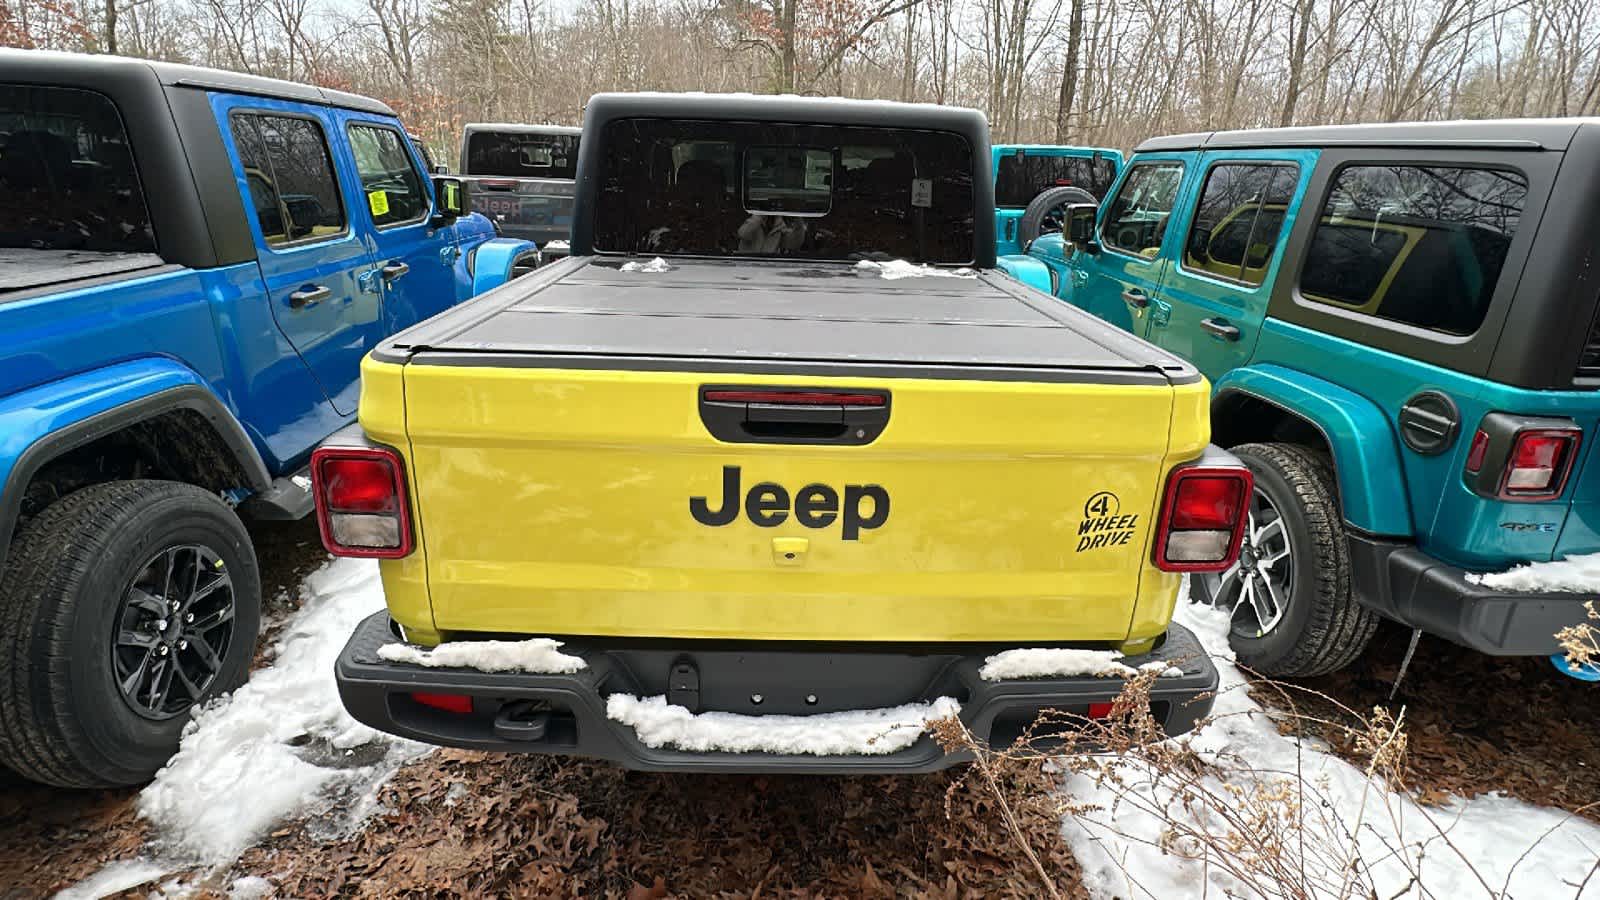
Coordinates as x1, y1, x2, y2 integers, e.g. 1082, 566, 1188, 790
432, 175, 467, 224
1066, 203, 1100, 253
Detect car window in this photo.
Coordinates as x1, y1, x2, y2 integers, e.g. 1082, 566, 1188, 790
0, 84, 155, 253
1300, 164, 1527, 335
1101, 163, 1185, 259
593, 118, 976, 263
994, 153, 1117, 207
465, 131, 578, 179
231, 113, 346, 246
349, 124, 429, 227
1183, 163, 1298, 285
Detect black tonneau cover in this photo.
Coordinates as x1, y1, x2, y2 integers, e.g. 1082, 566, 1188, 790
377, 257, 1198, 385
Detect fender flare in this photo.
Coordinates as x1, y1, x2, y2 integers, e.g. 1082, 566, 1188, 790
1212, 364, 1412, 537
995, 253, 1055, 295
0, 359, 271, 574
471, 238, 541, 295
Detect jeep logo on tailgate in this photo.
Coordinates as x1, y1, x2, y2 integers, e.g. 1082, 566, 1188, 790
689, 465, 889, 540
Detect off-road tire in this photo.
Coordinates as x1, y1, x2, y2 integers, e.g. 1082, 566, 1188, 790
0, 480, 261, 787
1018, 185, 1099, 247
1196, 443, 1379, 678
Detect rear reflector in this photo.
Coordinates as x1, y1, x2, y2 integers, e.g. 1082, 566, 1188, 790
1154, 463, 1252, 573
412, 692, 473, 714
1465, 429, 1489, 473
1087, 702, 1114, 719
312, 445, 414, 558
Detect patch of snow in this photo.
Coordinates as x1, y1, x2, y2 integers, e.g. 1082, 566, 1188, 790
620, 256, 672, 273
53, 858, 171, 899
136, 559, 428, 863
981, 648, 1139, 680
854, 259, 976, 280
443, 781, 469, 807
377, 637, 585, 674
1060, 577, 1600, 899
227, 876, 274, 899
606, 694, 960, 756
1465, 551, 1600, 593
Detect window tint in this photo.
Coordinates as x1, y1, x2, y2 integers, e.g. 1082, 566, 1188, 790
1101, 163, 1184, 258
1183, 163, 1298, 285
994, 153, 1117, 207
349, 124, 428, 226
0, 84, 154, 253
1300, 165, 1527, 335
231, 114, 346, 246
465, 131, 578, 178
593, 118, 975, 263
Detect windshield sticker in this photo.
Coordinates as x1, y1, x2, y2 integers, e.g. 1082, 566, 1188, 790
1077, 491, 1138, 552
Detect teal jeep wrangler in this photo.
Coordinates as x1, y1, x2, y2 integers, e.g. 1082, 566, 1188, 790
1002, 119, 1600, 679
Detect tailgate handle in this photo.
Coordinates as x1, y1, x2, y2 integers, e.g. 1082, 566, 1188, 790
699, 388, 890, 446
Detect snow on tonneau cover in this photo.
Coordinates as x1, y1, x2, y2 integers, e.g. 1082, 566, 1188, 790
324, 93, 1239, 772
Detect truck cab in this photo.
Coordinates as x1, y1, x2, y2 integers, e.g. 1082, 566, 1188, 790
458, 122, 580, 256
0, 50, 537, 788
1010, 120, 1600, 679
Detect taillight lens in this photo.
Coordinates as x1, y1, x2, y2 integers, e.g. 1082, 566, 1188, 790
311, 445, 413, 558
1465, 430, 1489, 473
1155, 464, 1252, 572
1503, 429, 1580, 498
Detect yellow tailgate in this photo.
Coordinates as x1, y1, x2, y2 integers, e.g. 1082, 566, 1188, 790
365, 360, 1205, 646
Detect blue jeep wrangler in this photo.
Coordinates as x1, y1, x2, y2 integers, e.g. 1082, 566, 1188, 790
1005, 120, 1600, 679
0, 51, 536, 787
991, 143, 1121, 257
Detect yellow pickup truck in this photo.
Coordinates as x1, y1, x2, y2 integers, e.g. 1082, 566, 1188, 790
319, 94, 1244, 773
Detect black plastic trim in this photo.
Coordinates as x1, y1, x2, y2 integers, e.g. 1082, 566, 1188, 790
698, 386, 891, 445
1346, 533, 1595, 654
336, 612, 1219, 773
0, 385, 271, 576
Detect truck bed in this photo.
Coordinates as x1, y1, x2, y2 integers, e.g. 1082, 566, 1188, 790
375, 257, 1200, 386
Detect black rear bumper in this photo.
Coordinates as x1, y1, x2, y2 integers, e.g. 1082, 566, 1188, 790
335, 612, 1218, 774
1349, 534, 1596, 655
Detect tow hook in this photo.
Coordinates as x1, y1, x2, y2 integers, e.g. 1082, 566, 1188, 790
493, 700, 551, 741
668, 657, 701, 712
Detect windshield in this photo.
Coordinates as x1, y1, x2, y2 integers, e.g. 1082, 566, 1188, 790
994, 152, 1116, 208
464, 130, 578, 178
0, 84, 155, 253
592, 118, 976, 263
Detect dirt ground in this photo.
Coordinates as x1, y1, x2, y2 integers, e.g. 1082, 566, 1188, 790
0, 517, 1595, 897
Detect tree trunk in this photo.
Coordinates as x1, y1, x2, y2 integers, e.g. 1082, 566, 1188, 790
104, 0, 116, 54
1053, 0, 1082, 141
1278, 0, 1312, 126
780, 0, 797, 93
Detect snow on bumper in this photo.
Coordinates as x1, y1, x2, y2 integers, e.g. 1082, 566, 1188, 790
334, 611, 1218, 774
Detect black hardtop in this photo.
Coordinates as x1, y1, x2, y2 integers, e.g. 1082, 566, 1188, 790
0, 49, 394, 115
1137, 118, 1598, 153
376, 256, 1198, 385
567, 92, 998, 267
464, 123, 581, 135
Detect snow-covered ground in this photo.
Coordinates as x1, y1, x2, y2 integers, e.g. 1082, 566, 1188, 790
607, 693, 960, 756
1060, 581, 1600, 900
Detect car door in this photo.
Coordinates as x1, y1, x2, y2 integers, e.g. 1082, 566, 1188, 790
1146, 152, 1311, 382
337, 114, 460, 332
221, 100, 381, 416
1065, 157, 1194, 336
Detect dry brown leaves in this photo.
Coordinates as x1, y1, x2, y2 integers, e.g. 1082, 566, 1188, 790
0, 781, 150, 897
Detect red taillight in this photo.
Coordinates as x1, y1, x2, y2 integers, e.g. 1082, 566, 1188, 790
411, 692, 472, 714
1154, 464, 1253, 573
1503, 429, 1581, 498
311, 445, 413, 559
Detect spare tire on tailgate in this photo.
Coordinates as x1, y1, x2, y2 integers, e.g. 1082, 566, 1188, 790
1018, 185, 1099, 249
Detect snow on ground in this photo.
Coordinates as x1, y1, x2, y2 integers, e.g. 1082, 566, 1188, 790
607, 694, 961, 756
135, 559, 428, 864
53, 858, 172, 899
1466, 551, 1600, 593
854, 259, 976, 280
378, 637, 585, 673
620, 256, 673, 273
1059, 580, 1600, 899
980, 648, 1181, 681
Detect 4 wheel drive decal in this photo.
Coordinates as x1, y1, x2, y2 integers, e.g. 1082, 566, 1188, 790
1076, 490, 1138, 552
690, 465, 889, 540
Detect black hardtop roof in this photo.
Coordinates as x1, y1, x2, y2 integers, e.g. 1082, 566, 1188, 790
0, 49, 394, 116
1136, 118, 1599, 153
464, 123, 581, 135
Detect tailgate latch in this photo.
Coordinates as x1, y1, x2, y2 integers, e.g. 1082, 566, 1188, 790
668, 657, 701, 712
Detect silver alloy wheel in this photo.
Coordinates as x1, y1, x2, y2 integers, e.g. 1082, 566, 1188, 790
1200, 487, 1292, 638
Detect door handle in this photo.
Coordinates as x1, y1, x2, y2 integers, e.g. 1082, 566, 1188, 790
380, 261, 411, 281
1121, 288, 1149, 309
288, 285, 331, 309
1202, 317, 1241, 341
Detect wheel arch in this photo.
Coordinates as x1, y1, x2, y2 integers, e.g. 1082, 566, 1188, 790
1211, 365, 1413, 538
0, 364, 271, 575
995, 253, 1056, 295
470, 237, 541, 295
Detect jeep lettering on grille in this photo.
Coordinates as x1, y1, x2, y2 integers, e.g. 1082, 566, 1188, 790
689, 465, 889, 540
